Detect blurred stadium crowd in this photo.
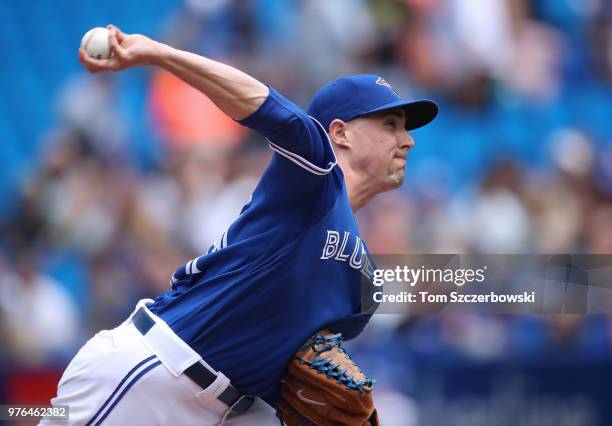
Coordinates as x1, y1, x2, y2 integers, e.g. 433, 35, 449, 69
1, 0, 611, 423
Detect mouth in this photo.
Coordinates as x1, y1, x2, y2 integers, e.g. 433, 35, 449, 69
394, 155, 407, 166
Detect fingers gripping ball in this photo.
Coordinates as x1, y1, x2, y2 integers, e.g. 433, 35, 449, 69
80, 27, 111, 59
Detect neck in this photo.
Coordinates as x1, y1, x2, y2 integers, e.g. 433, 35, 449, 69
339, 161, 380, 212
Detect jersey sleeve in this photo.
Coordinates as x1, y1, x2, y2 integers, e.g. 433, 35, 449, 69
239, 86, 337, 177
237, 86, 342, 226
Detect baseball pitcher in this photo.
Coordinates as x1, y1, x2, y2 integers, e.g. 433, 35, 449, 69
41, 25, 437, 425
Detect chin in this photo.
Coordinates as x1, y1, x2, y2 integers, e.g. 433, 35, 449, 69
385, 174, 404, 190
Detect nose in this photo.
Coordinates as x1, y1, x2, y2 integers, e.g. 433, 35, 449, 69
400, 131, 415, 150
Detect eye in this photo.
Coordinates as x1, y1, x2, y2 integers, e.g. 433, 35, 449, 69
385, 119, 398, 130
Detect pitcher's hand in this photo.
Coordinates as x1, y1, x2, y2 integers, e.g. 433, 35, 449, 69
79, 25, 165, 73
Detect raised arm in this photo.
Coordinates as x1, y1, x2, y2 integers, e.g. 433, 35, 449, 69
78, 25, 269, 120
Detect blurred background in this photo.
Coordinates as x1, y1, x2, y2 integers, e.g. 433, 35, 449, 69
0, 0, 611, 424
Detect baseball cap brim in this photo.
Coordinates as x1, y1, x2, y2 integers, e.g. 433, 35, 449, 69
358, 99, 438, 131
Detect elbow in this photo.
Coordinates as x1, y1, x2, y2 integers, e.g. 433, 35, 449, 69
233, 85, 270, 121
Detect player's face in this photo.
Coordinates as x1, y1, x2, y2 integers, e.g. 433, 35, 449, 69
347, 108, 414, 190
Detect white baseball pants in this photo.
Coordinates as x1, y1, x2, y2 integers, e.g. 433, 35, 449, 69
40, 300, 281, 425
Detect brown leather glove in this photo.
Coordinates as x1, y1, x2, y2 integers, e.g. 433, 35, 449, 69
278, 330, 379, 426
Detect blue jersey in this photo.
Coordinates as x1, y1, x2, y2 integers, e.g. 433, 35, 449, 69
149, 87, 375, 404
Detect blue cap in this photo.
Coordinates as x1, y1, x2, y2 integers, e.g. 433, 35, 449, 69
307, 74, 438, 132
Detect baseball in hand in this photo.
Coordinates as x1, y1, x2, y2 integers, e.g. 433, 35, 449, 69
81, 27, 111, 59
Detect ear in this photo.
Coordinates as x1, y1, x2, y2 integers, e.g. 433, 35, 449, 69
328, 119, 351, 149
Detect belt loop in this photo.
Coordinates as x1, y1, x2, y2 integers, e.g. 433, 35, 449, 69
220, 395, 255, 424
131, 305, 254, 417
229, 395, 255, 415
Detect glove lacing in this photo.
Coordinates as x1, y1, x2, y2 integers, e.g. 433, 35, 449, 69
298, 333, 375, 393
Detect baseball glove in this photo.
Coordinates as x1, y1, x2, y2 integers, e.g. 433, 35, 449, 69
278, 330, 379, 426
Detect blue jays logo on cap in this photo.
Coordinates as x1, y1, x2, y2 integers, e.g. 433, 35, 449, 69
375, 77, 397, 94
307, 74, 438, 133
